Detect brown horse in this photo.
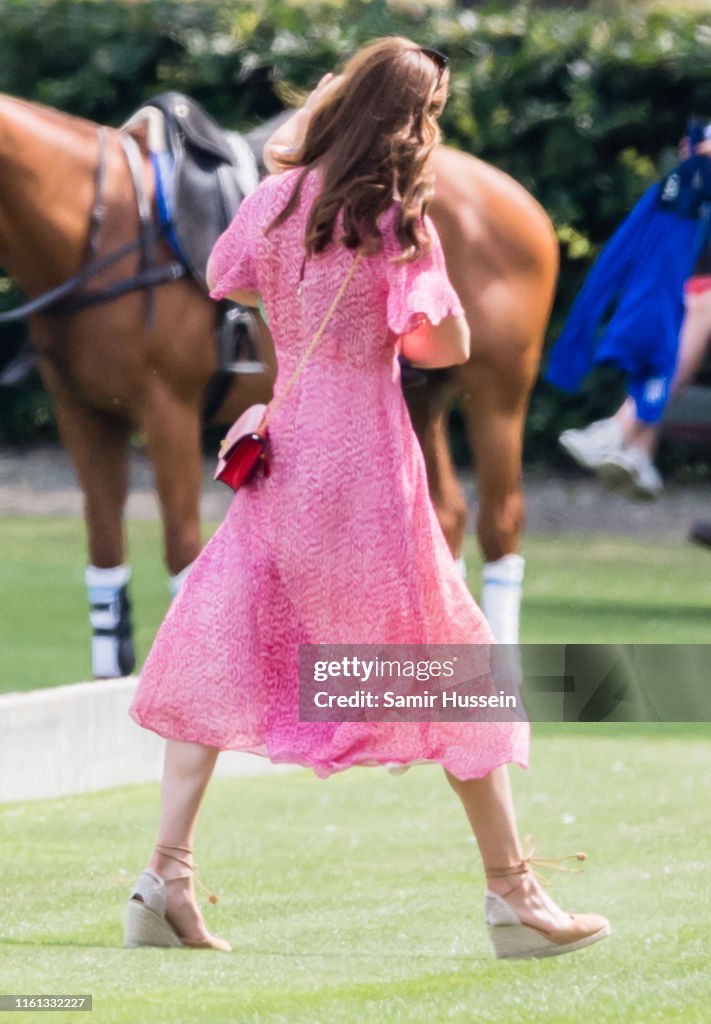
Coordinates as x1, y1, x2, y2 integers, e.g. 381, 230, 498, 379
0, 92, 558, 676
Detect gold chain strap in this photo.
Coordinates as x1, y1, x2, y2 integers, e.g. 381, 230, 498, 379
258, 248, 364, 434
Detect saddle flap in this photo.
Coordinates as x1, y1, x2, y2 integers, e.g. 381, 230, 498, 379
122, 91, 259, 290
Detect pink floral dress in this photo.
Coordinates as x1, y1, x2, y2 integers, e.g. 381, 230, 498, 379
129, 168, 529, 779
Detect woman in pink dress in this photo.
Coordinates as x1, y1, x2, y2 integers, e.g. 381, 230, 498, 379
125, 36, 609, 960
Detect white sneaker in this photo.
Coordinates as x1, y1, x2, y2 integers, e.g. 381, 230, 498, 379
559, 418, 623, 471
597, 446, 664, 500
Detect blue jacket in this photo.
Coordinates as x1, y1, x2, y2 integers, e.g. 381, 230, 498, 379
546, 153, 711, 423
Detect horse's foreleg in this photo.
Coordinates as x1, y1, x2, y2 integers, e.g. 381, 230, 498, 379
53, 401, 135, 677
407, 379, 468, 572
140, 381, 203, 588
457, 365, 529, 644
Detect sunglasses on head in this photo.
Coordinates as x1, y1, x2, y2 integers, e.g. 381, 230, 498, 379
420, 47, 449, 73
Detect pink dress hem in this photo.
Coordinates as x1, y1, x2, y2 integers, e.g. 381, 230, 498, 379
129, 705, 528, 781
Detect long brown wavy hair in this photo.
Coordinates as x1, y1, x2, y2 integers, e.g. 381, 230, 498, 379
267, 36, 448, 262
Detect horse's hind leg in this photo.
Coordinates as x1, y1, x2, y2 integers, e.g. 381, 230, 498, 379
139, 379, 203, 589
456, 360, 531, 644
53, 400, 135, 678
406, 375, 469, 567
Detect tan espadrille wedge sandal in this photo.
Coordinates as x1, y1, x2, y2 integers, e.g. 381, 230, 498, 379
485, 847, 611, 960
124, 844, 231, 951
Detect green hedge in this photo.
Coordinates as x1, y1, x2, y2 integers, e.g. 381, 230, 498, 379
1, 0, 710, 468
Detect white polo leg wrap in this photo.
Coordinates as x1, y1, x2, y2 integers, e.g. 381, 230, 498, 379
481, 554, 525, 644
85, 564, 133, 678
169, 561, 195, 598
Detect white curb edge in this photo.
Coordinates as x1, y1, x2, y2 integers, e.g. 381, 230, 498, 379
0, 677, 291, 804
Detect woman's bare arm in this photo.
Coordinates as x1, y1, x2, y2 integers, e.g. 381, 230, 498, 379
401, 315, 471, 368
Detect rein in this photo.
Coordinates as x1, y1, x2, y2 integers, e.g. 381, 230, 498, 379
0, 126, 186, 326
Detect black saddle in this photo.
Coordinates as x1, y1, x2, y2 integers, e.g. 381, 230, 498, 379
121, 93, 263, 416
126, 91, 259, 290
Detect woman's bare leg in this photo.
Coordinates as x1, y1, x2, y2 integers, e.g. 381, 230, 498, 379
446, 766, 573, 931
146, 739, 220, 941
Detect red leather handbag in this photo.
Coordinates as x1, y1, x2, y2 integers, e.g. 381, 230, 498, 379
214, 403, 269, 490
214, 249, 363, 493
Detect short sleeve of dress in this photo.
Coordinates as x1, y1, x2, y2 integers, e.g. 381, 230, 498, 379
382, 209, 465, 336
207, 186, 266, 300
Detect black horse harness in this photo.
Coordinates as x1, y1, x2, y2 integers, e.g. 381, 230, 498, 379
0, 94, 262, 414
0, 125, 186, 326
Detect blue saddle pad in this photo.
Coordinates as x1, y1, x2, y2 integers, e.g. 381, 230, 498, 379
150, 150, 188, 266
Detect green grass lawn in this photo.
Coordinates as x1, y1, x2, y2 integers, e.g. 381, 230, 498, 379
1, 517, 710, 693
1, 728, 710, 1024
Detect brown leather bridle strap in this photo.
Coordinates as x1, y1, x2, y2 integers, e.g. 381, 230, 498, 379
118, 131, 159, 327
0, 126, 186, 325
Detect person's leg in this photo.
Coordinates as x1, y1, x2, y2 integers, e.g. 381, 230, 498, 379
559, 402, 661, 496
146, 739, 220, 942
602, 399, 662, 495
672, 289, 711, 392
618, 290, 711, 456
562, 291, 711, 477
446, 766, 574, 932
596, 294, 711, 496
612, 397, 646, 448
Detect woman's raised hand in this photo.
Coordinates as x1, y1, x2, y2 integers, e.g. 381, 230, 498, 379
302, 73, 343, 112
263, 72, 344, 174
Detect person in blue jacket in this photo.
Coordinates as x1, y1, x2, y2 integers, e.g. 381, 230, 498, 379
559, 250, 711, 499
551, 129, 711, 499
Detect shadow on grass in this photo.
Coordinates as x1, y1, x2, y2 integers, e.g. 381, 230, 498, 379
528, 598, 711, 623
533, 722, 711, 737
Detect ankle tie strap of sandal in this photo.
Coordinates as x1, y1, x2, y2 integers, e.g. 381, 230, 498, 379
486, 837, 587, 888
154, 843, 219, 905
